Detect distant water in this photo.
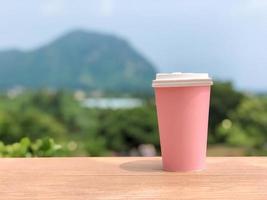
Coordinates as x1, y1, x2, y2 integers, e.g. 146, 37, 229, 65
82, 98, 143, 109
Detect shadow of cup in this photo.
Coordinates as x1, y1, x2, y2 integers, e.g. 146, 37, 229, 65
120, 159, 162, 172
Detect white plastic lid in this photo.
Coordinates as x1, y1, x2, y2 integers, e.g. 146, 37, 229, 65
152, 72, 213, 87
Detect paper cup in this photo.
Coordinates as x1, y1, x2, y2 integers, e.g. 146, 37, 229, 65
153, 73, 212, 171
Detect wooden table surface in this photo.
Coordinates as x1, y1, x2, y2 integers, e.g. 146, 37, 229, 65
0, 157, 266, 200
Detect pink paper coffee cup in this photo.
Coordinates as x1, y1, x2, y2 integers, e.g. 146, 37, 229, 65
152, 73, 212, 172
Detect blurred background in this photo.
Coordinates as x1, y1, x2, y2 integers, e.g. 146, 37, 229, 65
0, 0, 266, 157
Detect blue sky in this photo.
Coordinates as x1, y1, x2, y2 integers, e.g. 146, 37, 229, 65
0, 0, 267, 91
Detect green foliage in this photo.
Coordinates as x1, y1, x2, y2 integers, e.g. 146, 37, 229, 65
94, 104, 159, 153
0, 90, 160, 156
0, 81, 266, 157
0, 137, 65, 157
209, 81, 244, 143
0, 108, 67, 143
217, 96, 267, 149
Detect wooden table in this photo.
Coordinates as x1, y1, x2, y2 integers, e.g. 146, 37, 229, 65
0, 157, 266, 200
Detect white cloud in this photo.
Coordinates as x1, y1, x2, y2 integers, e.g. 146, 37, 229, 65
40, 0, 67, 17
100, 0, 114, 17
238, 0, 267, 16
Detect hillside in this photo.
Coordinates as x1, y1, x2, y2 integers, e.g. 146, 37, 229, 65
0, 30, 157, 93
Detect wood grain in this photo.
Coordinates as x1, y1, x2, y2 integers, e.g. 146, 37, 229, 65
0, 157, 266, 200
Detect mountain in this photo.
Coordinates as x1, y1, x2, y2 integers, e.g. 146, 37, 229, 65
0, 30, 157, 93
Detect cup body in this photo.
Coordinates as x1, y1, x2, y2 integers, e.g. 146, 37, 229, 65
154, 85, 211, 171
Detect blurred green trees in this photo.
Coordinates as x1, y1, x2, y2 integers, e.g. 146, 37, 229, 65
217, 96, 267, 153
208, 81, 244, 143
0, 81, 266, 157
